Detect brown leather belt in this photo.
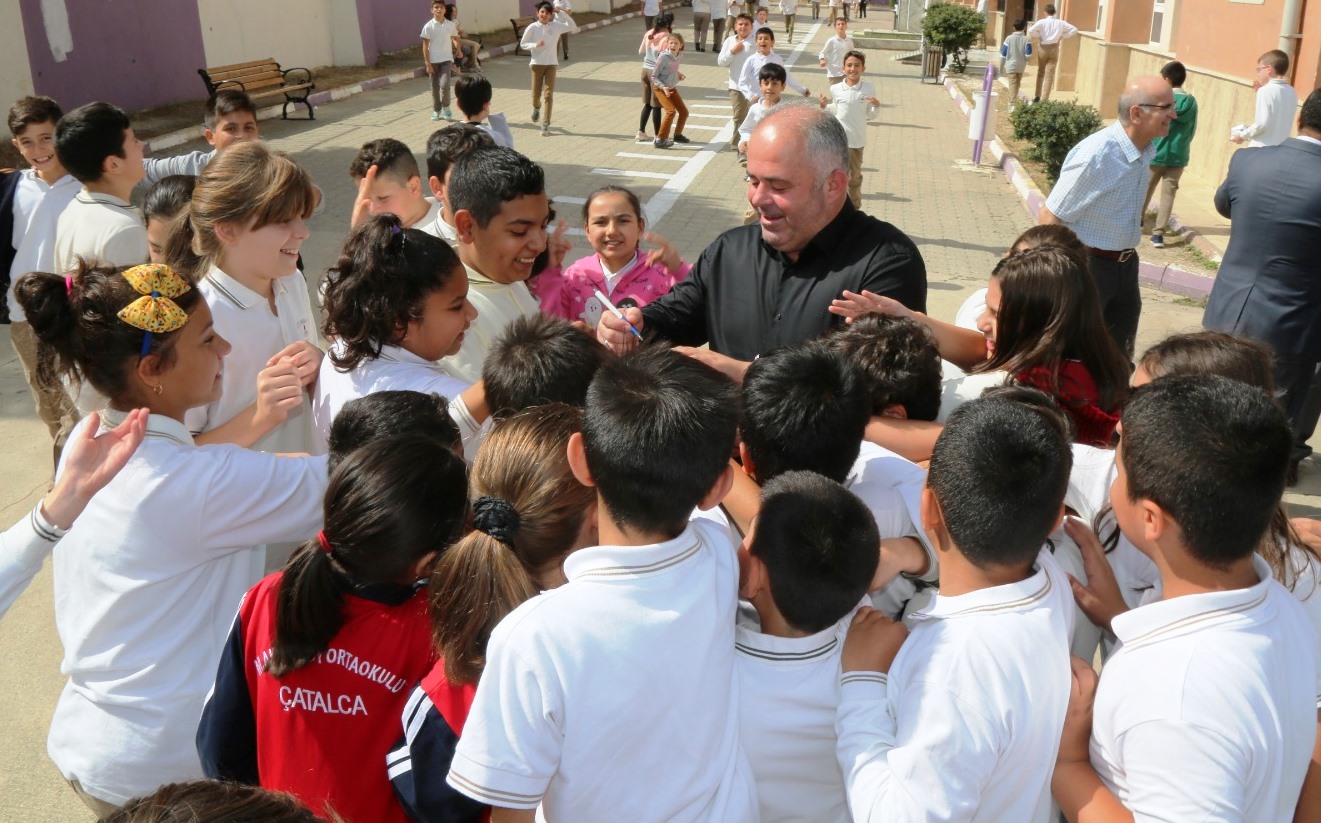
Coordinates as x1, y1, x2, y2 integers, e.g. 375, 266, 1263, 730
1087, 246, 1136, 263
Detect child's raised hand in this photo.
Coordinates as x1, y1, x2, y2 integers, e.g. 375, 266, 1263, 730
268, 340, 324, 389
254, 358, 306, 429
738, 139, 749, 154
1056, 655, 1099, 764
868, 96, 881, 106
829, 289, 915, 323
819, 93, 830, 108
350, 164, 379, 229
1062, 516, 1130, 634
548, 219, 572, 270
678, 71, 686, 81
841, 606, 908, 674
819, 57, 827, 67
642, 230, 682, 273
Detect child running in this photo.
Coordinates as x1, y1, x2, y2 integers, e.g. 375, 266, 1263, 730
197, 434, 469, 823
520, 1, 578, 136
313, 214, 484, 455
819, 17, 854, 86
16, 263, 327, 814
820, 50, 879, 208
636, 12, 675, 142
651, 32, 691, 148
530, 185, 690, 323
739, 28, 810, 102
389, 404, 597, 822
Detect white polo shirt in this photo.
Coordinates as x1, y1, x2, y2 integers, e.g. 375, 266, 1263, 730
718, 34, 757, 92
737, 608, 856, 823
53, 190, 148, 273
1091, 556, 1317, 822
443, 263, 541, 383
312, 340, 477, 455
819, 36, 855, 79
447, 516, 759, 821
9, 170, 80, 321
836, 548, 1073, 823
46, 412, 327, 805
416, 202, 459, 245
186, 267, 321, 455
421, 17, 458, 64
826, 80, 877, 149
937, 360, 1009, 422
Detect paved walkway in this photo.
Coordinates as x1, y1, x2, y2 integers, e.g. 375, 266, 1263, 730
0, 8, 1297, 819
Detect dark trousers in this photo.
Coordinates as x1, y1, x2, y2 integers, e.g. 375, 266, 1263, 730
1087, 251, 1141, 360
1275, 356, 1321, 463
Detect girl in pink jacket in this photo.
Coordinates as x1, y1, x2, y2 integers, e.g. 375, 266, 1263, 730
530, 186, 690, 325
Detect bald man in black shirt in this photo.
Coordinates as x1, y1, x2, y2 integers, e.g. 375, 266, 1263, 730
597, 106, 926, 380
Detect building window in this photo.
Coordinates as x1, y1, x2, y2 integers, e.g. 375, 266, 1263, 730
1150, 4, 1164, 42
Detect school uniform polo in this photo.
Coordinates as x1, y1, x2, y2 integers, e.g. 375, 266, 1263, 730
818, 35, 855, 79
443, 263, 541, 383
9, 170, 79, 321
312, 340, 478, 456
1091, 556, 1317, 821
836, 548, 1074, 823
416, 201, 459, 245
736, 609, 857, 823
447, 517, 759, 821
0, 503, 66, 620
844, 441, 936, 615
738, 52, 807, 100
187, 267, 321, 456
52, 189, 148, 273
46, 412, 327, 805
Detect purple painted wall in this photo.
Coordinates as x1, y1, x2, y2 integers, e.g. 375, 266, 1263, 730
358, 0, 427, 65
20, 0, 207, 111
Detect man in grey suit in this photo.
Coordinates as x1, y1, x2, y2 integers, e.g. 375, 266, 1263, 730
1203, 88, 1321, 475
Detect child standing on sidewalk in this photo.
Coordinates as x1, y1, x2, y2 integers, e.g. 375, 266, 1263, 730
520, 1, 578, 136
652, 33, 691, 149
779, 0, 797, 43
1145, 60, 1197, 248
999, 19, 1032, 110
421, 0, 460, 122
821, 50, 878, 208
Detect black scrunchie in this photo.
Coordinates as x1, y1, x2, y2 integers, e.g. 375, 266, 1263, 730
472, 495, 521, 545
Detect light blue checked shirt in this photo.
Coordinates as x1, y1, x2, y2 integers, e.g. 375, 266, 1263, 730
1046, 122, 1156, 251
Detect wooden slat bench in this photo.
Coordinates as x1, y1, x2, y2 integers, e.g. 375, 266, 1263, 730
511, 16, 536, 57
198, 58, 315, 120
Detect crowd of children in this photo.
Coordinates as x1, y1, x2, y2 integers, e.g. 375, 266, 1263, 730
2, 7, 1320, 823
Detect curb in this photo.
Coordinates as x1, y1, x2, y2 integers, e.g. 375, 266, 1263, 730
941, 77, 1216, 300
144, 3, 679, 155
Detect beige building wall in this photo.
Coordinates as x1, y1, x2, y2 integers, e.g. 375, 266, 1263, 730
0, 0, 37, 125
198, 0, 336, 71
460, 0, 527, 38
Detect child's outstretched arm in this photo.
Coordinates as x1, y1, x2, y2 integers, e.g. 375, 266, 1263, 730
194, 357, 305, 447
831, 290, 987, 370
1051, 657, 1134, 823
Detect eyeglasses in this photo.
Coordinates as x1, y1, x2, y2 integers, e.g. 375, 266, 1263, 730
1137, 103, 1174, 110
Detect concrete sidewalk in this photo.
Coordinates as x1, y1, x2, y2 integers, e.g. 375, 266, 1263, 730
0, 9, 1305, 820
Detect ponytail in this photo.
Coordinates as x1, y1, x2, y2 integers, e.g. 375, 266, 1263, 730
162, 207, 204, 279
429, 404, 595, 684
320, 213, 463, 372
266, 434, 468, 677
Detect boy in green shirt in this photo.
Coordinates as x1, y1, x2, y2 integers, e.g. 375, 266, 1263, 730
1146, 61, 1197, 248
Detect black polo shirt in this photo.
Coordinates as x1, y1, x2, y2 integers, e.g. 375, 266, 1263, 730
641, 201, 927, 361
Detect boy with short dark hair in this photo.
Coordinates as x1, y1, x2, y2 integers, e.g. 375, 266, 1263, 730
1146, 60, 1197, 248
739, 27, 809, 102
738, 62, 788, 154
348, 137, 439, 230
734, 341, 934, 607
482, 313, 610, 419
327, 389, 462, 470
443, 146, 550, 382
422, 123, 497, 244
5, 95, 80, 464
818, 16, 853, 86
520, 0, 578, 136
142, 90, 260, 185
1000, 19, 1032, 110
837, 393, 1075, 821
1053, 375, 1316, 822
421, 0, 460, 122
454, 74, 514, 149
737, 470, 878, 822
825, 315, 942, 423
820, 49, 878, 208
448, 346, 758, 821
52, 101, 148, 273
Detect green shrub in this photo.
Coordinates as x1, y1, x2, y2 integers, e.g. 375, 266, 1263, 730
1009, 100, 1104, 184
921, 3, 985, 73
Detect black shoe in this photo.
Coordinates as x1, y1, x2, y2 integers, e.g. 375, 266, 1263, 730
673, 134, 691, 143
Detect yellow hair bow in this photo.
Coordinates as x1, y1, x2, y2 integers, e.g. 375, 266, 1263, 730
116, 264, 191, 355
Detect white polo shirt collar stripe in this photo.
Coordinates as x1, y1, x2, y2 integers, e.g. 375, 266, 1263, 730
735, 624, 839, 663
564, 531, 703, 579
1112, 555, 1274, 649
100, 409, 195, 447
376, 343, 438, 369
447, 772, 542, 805
910, 562, 1053, 621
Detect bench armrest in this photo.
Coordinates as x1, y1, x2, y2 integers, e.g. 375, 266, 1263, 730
281, 67, 313, 85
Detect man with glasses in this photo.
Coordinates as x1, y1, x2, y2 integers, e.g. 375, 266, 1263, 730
1040, 76, 1177, 358
1230, 50, 1298, 148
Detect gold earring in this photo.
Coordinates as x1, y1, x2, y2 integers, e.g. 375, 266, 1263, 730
152, 384, 163, 396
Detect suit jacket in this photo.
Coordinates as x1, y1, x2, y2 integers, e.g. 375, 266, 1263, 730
1203, 138, 1321, 361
